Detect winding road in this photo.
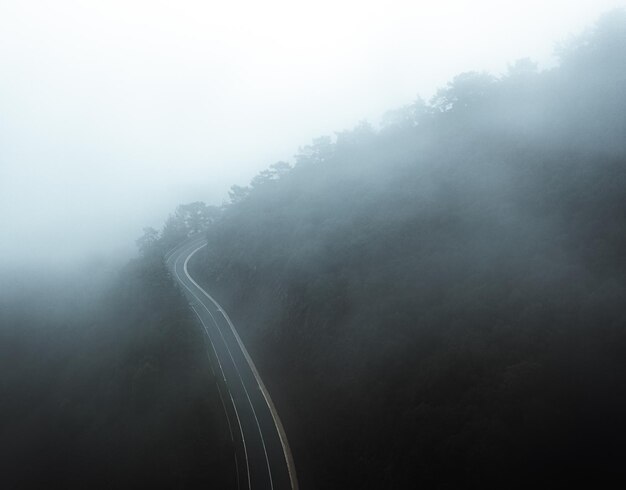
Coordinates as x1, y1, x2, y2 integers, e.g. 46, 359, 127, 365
165, 236, 297, 490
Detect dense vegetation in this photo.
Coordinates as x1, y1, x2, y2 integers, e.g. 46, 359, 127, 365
178, 11, 626, 488
5, 10, 625, 490
0, 255, 234, 488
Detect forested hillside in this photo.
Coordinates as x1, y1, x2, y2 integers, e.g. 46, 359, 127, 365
182, 12, 626, 488
0, 255, 233, 488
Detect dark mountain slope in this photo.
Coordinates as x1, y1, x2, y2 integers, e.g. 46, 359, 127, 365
0, 255, 234, 489
189, 12, 626, 489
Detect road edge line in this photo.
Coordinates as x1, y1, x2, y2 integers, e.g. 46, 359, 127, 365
185, 243, 299, 490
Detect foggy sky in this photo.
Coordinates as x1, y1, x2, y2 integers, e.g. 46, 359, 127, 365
1, 0, 625, 265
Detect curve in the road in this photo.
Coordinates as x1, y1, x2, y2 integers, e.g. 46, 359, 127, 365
166, 237, 298, 490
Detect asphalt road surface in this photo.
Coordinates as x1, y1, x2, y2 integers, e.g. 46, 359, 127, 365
166, 237, 297, 490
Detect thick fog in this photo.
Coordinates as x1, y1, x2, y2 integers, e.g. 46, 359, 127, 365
4, 4, 626, 488
1, 0, 624, 266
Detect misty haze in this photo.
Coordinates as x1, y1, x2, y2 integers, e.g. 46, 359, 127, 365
2, 2, 626, 489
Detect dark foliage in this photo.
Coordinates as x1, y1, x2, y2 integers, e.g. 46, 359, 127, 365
0, 256, 234, 489
187, 11, 626, 489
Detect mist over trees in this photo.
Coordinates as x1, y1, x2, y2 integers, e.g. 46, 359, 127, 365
171, 11, 626, 488
3, 9, 626, 490
138, 201, 221, 257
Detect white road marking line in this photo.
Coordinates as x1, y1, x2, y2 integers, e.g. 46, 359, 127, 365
190, 305, 241, 490
174, 246, 251, 490
190, 306, 233, 440
202, 291, 275, 490
179, 244, 274, 490
184, 243, 298, 490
